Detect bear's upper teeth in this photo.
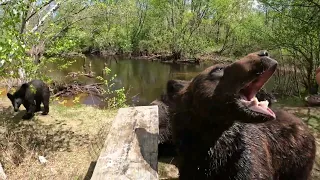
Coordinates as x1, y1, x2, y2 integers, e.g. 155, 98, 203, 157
247, 97, 269, 109
248, 97, 258, 107
251, 97, 258, 103
259, 100, 269, 108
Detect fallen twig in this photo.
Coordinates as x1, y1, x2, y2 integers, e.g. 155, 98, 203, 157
51, 82, 104, 98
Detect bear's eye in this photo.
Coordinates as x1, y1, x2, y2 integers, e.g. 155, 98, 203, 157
210, 67, 224, 73
216, 67, 223, 71
209, 66, 224, 78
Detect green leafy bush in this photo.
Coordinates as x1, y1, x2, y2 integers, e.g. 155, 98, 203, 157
96, 67, 127, 109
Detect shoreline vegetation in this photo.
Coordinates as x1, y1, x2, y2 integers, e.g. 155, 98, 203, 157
0, 51, 305, 107
45, 50, 234, 65
0, 52, 313, 104
0, 52, 234, 104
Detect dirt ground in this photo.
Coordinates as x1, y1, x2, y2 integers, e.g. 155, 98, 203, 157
0, 97, 117, 179
0, 96, 320, 179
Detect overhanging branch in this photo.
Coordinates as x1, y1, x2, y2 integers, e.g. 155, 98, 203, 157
0, 0, 10, 6
30, 1, 61, 33
25, 0, 54, 22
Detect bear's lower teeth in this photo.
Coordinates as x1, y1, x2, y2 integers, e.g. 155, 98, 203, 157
241, 96, 270, 110
248, 97, 269, 109
240, 95, 275, 118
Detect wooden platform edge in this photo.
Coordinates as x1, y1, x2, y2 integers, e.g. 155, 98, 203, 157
0, 162, 6, 180
91, 105, 159, 180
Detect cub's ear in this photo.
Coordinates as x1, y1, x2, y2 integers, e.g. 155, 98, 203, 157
166, 80, 189, 98
7, 93, 14, 101
258, 50, 269, 57
21, 83, 29, 89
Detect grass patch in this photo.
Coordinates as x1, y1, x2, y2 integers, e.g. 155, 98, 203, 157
158, 158, 178, 180
0, 97, 117, 179
275, 96, 306, 107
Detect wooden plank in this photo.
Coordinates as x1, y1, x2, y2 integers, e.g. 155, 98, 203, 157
91, 105, 159, 180
0, 162, 6, 180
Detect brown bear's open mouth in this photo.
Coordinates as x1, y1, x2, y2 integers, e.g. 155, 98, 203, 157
239, 64, 277, 118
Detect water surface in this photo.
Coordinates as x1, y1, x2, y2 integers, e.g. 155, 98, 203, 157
46, 55, 216, 106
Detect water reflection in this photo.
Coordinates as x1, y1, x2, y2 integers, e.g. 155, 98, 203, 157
45, 55, 214, 106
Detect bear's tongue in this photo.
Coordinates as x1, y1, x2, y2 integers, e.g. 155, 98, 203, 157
240, 96, 275, 118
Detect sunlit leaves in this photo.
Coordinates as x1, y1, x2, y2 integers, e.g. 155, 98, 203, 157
64, 0, 262, 57
259, 0, 320, 91
96, 67, 127, 108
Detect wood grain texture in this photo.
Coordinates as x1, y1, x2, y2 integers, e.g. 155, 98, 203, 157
0, 162, 7, 180
91, 105, 159, 180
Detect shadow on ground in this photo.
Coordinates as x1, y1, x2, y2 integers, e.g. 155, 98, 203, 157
134, 127, 179, 179
83, 161, 97, 180
0, 106, 90, 167
0, 98, 117, 179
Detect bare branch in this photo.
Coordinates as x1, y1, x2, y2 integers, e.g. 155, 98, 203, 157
25, 0, 55, 22
0, 0, 10, 6
50, 4, 88, 25
305, 0, 320, 10
31, 1, 61, 33
46, 16, 97, 43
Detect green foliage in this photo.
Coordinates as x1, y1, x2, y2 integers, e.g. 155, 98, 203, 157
2, 0, 320, 97
29, 84, 36, 94
0, 1, 27, 76
258, 0, 320, 93
0, 0, 266, 68
45, 57, 76, 71
96, 67, 127, 109
0, 0, 89, 83
46, 37, 80, 56
53, 0, 263, 57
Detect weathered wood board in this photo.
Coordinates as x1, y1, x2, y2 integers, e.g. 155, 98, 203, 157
0, 162, 6, 180
91, 105, 159, 180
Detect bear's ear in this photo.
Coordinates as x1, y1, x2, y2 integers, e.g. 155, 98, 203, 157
7, 93, 14, 101
21, 83, 29, 89
166, 80, 189, 98
258, 50, 268, 57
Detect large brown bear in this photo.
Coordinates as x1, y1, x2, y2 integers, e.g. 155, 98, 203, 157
169, 51, 316, 179
153, 79, 277, 157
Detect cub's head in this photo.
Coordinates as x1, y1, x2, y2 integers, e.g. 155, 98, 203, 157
7, 84, 28, 112
166, 80, 189, 99
154, 79, 190, 109
7, 93, 23, 112
174, 50, 278, 123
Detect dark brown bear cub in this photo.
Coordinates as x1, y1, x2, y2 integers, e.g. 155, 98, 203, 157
150, 79, 189, 157
170, 51, 316, 180
7, 79, 50, 120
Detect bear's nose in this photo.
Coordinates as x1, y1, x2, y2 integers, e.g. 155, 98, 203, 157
261, 56, 278, 70
258, 50, 268, 57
